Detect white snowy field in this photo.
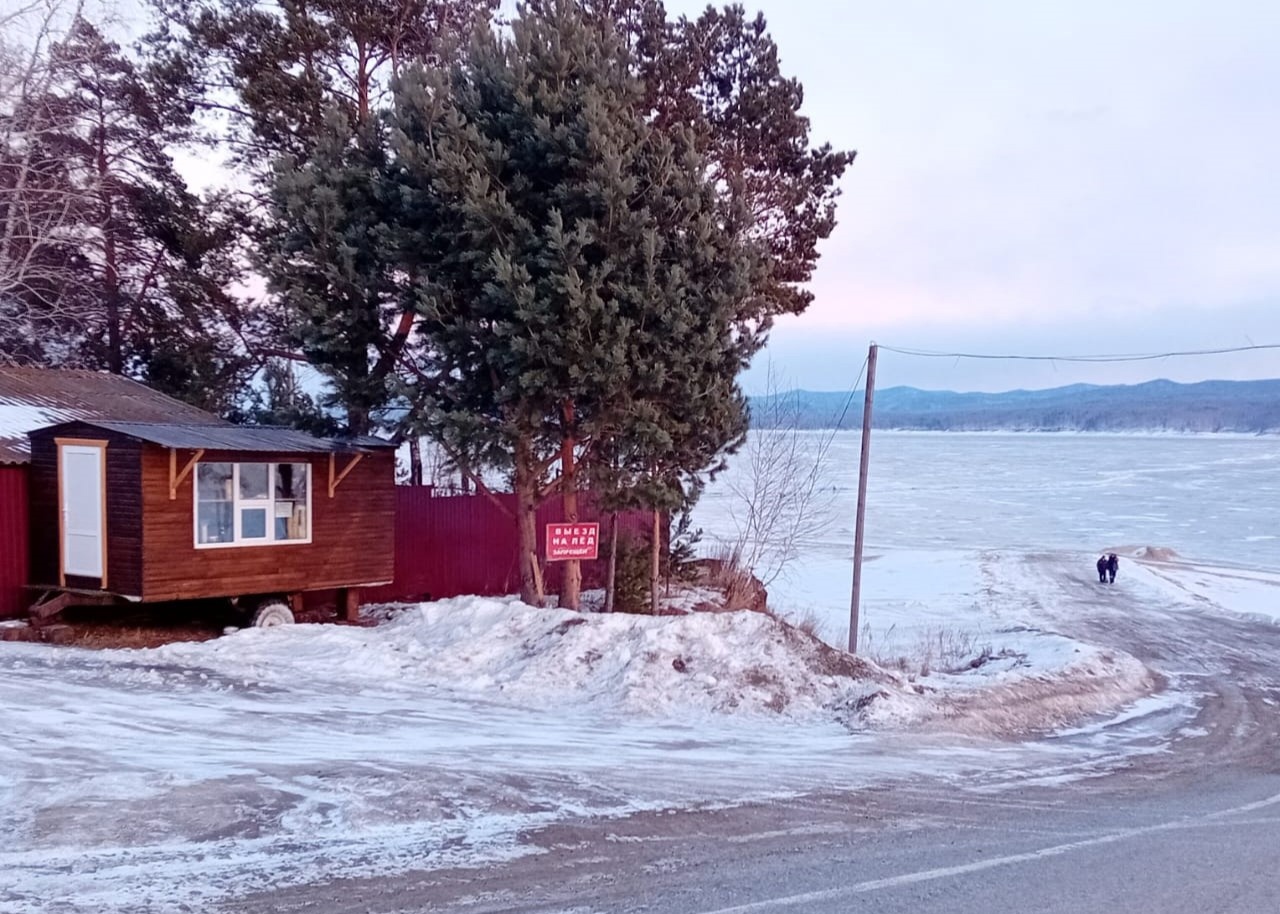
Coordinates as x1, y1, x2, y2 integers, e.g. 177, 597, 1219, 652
2, 431, 1279, 912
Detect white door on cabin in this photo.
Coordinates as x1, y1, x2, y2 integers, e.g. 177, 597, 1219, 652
61, 444, 105, 579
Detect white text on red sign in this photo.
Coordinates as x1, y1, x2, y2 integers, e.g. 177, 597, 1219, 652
546, 523, 600, 561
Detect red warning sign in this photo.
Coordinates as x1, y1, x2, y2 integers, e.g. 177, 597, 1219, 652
545, 522, 600, 561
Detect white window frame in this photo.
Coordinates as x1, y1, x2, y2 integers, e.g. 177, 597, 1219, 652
193, 461, 313, 549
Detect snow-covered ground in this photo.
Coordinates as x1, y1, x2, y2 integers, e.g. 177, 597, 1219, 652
3, 431, 1279, 912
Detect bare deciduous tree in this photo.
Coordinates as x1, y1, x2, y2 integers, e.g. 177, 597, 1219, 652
0, 0, 96, 361
723, 368, 841, 587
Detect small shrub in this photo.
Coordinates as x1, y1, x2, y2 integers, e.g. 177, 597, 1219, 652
612, 534, 653, 614
766, 605, 823, 637
863, 624, 992, 678
703, 544, 766, 611
789, 608, 822, 637
668, 508, 704, 585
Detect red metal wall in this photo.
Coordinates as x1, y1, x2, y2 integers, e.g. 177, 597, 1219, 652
367, 488, 657, 604
0, 466, 29, 618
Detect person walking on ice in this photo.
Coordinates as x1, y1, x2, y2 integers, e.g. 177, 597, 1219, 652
1107, 553, 1119, 584
1097, 554, 1109, 583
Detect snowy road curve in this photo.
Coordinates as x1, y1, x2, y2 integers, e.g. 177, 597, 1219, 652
216, 551, 1280, 914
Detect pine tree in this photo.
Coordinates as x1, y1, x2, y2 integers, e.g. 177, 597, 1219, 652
390, 0, 765, 607
152, 0, 499, 429
267, 112, 405, 434
147, 0, 497, 177
530, 0, 855, 320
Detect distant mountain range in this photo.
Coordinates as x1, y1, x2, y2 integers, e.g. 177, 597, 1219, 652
748, 379, 1280, 433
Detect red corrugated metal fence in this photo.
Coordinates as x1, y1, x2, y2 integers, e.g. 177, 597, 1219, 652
0, 467, 29, 618
366, 489, 658, 603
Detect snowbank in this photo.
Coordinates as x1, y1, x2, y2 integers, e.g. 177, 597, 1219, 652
157, 597, 899, 720
151, 596, 1155, 737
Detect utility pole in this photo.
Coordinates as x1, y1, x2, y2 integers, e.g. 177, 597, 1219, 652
849, 342, 878, 653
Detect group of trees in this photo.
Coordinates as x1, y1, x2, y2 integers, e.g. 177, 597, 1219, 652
1, 0, 853, 607
1, 1, 258, 412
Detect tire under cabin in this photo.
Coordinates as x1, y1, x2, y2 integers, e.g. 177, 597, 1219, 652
25, 420, 396, 626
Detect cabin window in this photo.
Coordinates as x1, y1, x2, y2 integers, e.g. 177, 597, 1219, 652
195, 462, 311, 547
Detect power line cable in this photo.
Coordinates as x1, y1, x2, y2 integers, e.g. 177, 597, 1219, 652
878, 342, 1280, 364
826, 354, 869, 436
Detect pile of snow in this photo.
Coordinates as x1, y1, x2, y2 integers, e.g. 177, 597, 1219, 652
151, 597, 1156, 736
1130, 545, 1180, 561
889, 637, 1160, 736
159, 597, 900, 720
0, 559, 1175, 914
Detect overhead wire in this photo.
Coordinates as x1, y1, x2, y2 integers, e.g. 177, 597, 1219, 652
876, 342, 1280, 364
827, 354, 870, 435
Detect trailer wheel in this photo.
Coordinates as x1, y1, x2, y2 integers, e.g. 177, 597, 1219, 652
251, 600, 295, 628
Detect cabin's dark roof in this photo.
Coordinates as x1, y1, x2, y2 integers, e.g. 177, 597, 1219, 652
0, 367, 225, 464
35, 420, 395, 454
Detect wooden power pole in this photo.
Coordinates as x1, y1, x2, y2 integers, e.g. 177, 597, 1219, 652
849, 342, 878, 653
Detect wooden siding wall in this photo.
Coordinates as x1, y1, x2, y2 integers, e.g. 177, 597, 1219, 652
0, 466, 28, 617
27, 423, 143, 595
141, 447, 395, 601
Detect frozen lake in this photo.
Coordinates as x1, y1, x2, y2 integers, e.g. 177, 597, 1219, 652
695, 430, 1280, 644
698, 430, 1280, 570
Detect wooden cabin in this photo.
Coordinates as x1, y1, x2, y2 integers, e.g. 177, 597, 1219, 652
2, 367, 238, 619
23, 418, 396, 625
1, 369, 398, 625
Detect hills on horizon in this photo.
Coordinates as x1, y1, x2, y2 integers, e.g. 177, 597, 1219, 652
748, 378, 1280, 433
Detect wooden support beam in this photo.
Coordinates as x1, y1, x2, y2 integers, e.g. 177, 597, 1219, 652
328, 452, 364, 498
169, 448, 205, 500
337, 587, 361, 623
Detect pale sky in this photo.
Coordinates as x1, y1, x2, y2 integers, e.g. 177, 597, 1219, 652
653, 0, 1280, 393
170, 0, 1280, 394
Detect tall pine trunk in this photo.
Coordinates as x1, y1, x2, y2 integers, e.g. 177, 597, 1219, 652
649, 508, 660, 614
103, 225, 122, 374
347, 404, 369, 436
515, 435, 544, 606
560, 399, 581, 610
97, 126, 122, 374
604, 511, 618, 613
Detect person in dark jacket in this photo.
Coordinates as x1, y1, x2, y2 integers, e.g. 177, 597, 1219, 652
1097, 555, 1109, 583
1107, 553, 1119, 584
